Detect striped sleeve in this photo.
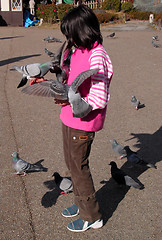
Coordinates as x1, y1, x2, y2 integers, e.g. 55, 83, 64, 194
86, 46, 113, 110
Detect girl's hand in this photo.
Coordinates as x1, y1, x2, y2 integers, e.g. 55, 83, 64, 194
29, 77, 47, 85
54, 99, 69, 106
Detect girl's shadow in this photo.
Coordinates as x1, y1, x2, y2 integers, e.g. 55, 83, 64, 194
97, 126, 162, 225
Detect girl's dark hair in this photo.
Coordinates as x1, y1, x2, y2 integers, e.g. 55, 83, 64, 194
61, 4, 103, 50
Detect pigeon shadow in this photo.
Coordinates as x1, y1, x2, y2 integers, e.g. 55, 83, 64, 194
97, 126, 162, 225
41, 179, 61, 207
41, 188, 61, 208
0, 54, 41, 67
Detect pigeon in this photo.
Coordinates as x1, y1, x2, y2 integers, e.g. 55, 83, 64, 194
131, 96, 140, 110
109, 161, 142, 189
43, 36, 62, 43
22, 68, 99, 117
21, 68, 99, 99
53, 172, 73, 195
12, 152, 48, 176
152, 40, 161, 48
110, 139, 127, 159
107, 32, 115, 38
13, 61, 54, 88
124, 146, 157, 169
45, 41, 72, 83
152, 35, 158, 41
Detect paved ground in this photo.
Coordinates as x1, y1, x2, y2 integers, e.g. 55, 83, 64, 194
0, 21, 162, 240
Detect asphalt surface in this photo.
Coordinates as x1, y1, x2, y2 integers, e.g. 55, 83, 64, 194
0, 21, 162, 240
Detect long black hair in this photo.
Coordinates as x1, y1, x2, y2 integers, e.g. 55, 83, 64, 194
61, 4, 103, 50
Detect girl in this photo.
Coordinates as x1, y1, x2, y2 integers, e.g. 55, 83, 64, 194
55, 4, 113, 232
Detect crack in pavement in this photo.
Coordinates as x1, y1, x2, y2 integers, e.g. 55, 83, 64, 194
3, 28, 36, 240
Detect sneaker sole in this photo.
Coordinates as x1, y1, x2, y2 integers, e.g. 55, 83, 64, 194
67, 219, 103, 232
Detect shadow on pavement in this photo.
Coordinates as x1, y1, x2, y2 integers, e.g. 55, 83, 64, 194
0, 54, 41, 67
97, 126, 162, 225
0, 36, 24, 40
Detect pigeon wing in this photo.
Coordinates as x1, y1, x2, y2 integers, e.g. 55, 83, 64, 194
59, 178, 73, 192
70, 68, 100, 93
45, 48, 55, 58
124, 175, 141, 189
52, 41, 66, 66
14, 159, 30, 173
21, 80, 54, 97
25, 64, 41, 77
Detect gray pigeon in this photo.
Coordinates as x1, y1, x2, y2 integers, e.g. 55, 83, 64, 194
152, 40, 160, 48
21, 68, 99, 117
107, 32, 115, 38
68, 87, 93, 118
131, 96, 140, 110
45, 41, 72, 83
124, 146, 157, 169
13, 61, 54, 88
109, 161, 143, 189
53, 172, 73, 194
43, 36, 62, 43
110, 139, 127, 159
12, 152, 48, 176
152, 35, 158, 41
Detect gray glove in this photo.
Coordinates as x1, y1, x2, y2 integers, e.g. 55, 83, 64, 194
68, 87, 92, 118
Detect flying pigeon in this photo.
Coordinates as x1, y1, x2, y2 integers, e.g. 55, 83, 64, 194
12, 152, 48, 176
152, 40, 161, 48
53, 172, 73, 195
110, 139, 127, 159
124, 146, 157, 169
109, 161, 143, 189
13, 61, 54, 88
107, 32, 115, 38
43, 36, 62, 43
21, 68, 99, 117
152, 35, 158, 41
131, 96, 140, 110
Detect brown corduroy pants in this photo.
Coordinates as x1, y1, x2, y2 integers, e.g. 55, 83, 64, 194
62, 123, 102, 222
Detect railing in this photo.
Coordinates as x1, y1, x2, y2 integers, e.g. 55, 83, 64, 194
74, 0, 105, 9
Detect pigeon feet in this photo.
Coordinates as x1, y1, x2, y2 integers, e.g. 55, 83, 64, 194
12, 172, 26, 176
60, 191, 68, 195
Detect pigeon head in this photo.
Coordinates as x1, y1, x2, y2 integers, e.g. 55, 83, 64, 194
53, 172, 61, 178
109, 161, 117, 167
110, 139, 118, 146
131, 96, 137, 102
12, 152, 18, 158
124, 146, 131, 152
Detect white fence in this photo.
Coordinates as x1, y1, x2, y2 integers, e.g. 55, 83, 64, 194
74, 0, 105, 9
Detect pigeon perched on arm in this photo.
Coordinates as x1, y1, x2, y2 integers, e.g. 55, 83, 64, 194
131, 96, 140, 110
12, 152, 48, 176
45, 41, 72, 83
124, 146, 157, 169
13, 61, 54, 88
53, 172, 73, 195
21, 68, 99, 117
43, 36, 62, 43
109, 161, 143, 189
110, 139, 127, 159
